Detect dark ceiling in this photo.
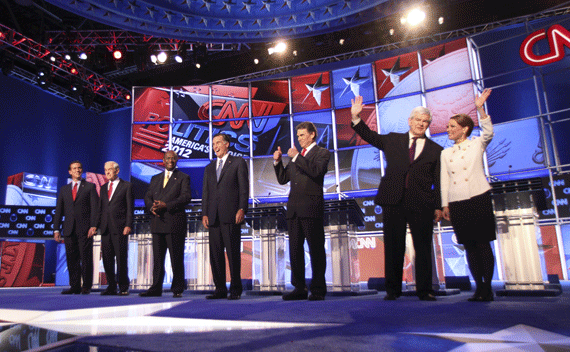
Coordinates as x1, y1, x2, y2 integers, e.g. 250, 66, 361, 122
0, 0, 568, 112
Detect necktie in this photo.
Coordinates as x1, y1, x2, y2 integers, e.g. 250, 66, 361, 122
108, 181, 113, 199
301, 148, 307, 156
409, 137, 418, 163
163, 172, 170, 188
72, 182, 78, 201
216, 159, 223, 181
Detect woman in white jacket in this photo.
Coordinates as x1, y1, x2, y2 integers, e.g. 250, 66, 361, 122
441, 88, 496, 302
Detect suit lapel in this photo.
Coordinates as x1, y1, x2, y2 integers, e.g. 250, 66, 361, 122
217, 155, 232, 183
108, 179, 122, 204
74, 179, 85, 202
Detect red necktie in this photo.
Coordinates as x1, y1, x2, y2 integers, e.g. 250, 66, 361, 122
72, 182, 78, 201
108, 181, 113, 199
301, 148, 307, 156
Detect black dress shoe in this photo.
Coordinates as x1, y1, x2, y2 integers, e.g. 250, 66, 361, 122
139, 290, 162, 297
384, 293, 399, 301
101, 289, 117, 296
419, 293, 437, 301
119, 290, 129, 296
81, 288, 91, 295
228, 293, 241, 300
61, 288, 81, 295
172, 292, 183, 298
308, 294, 325, 301
206, 292, 227, 299
282, 288, 308, 301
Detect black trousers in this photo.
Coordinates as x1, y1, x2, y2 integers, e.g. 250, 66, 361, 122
287, 216, 327, 296
208, 222, 242, 295
382, 202, 435, 297
149, 231, 186, 294
64, 232, 93, 290
101, 231, 130, 292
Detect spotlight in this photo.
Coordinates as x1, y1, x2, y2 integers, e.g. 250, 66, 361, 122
175, 42, 188, 63
112, 49, 123, 60
389, 28, 395, 36
125, 93, 131, 100
268, 41, 287, 55
36, 66, 52, 88
406, 8, 426, 27
339, 38, 345, 45
292, 50, 297, 56
157, 51, 167, 63
49, 55, 56, 62
78, 52, 87, 60
69, 76, 83, 98
150, 54, 157, 64
438, 17, 444, 25
70, 67, 78, 75
174, 54, 183, 63
195, 62, 201, 69
254, 58, 259, 65
64, 54, 72, 60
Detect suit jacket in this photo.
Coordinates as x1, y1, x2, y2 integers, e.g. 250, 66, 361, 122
202, 155, 249, 224
53, 179, 99, 237
352, 120, 442, 211
99, 179, 134, 235
274, 145, 331, 219
144, 169, 192, 234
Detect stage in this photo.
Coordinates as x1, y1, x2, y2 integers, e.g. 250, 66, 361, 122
0, 283, 569, 352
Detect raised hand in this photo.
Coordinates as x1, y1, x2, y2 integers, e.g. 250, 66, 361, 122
351, 95, 364, 120
475, 88, 492, 109
273, 146, 283, 162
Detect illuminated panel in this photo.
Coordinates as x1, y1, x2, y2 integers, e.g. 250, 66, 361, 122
131, 87, 171, 161
291, 72, 331, 113
420, 38, 471, 90
374, 51, 420, 100
377, 95, 423, 134
170, 121, 211, 159
250, 80, 290, 117
251, 115, 291, 157
334, 106, 377, 149
337, 147, 382, 192
332, 64, 375, 109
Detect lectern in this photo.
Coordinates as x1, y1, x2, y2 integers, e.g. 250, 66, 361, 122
324, 199, 371, 295
247, 205, 287, 295
185, 209, 214, 292
491, 178, 558, 296
131, 211, 153, 289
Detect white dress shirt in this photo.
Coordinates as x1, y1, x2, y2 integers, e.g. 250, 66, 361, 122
440, 117, 494, 207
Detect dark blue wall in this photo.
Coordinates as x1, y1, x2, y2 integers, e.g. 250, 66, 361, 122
0, 73, 132, 203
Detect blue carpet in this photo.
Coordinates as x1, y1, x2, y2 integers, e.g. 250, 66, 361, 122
0, 283, 569, 351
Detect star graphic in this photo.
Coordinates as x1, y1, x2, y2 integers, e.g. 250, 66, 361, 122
379, 57, 412, 87
241, 0, 255, 14
340, 67, 370, 98
302, 73, 329, 106
410, 324, 570, 351
0, 303, 337, 337
425, 45, 446, 64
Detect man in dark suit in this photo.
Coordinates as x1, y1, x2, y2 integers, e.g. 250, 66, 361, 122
98, 161, 134, 296
274, 121, 331, 301
202, 133, 249, 300
140, 150, 192, 298
351, 95, 443, 301
53, 161, 99, 295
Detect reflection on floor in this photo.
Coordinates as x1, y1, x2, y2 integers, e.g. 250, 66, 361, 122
0, 285, 569, 352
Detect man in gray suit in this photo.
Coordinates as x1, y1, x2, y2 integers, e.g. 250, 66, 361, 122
202, 133, 249, 300
274, 121, 331, 301
98, 161, 134, 296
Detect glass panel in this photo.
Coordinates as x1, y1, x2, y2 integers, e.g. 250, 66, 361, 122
374, 51, 420, 100
421, 38, 471, 90
377, 95, 423, 134
251, 115, 291, 157
291, 71, 332, 113
250, 79, 290, 116
335, 105, 377, 149
292, 111, 334, 150
425, 83, 476, 135
337, 147, 382, 191
331, 64, 375, 109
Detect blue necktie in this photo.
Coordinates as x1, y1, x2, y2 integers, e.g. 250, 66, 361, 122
216, 159, 223, 181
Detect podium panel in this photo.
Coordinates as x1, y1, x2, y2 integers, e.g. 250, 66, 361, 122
186, 214, 214, 292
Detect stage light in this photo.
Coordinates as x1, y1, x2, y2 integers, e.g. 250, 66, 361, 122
175, 42, 188, 63
69, 76, 83, 98
150, 54, 157, 64
438, 17, 444, 25
49, 55, 56, 62
268, 41, 287, 55
70, 67, 78, 74
35, 65, 52, 88
389, 28, 395, 36
78, 52, 87, 60
112, 49, 123, 60
339, 38, 345, 45
64, 54, 72, 60
157, 51, 167, 63
293, 50, 297, 56
406, 8, 426, 27
254, 58, 259, 65
125, 94, 131, 100
196, 63, 201, 69
174, 54, 183, 63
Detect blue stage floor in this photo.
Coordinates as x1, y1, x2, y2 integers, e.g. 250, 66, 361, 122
1, 283, 569, 351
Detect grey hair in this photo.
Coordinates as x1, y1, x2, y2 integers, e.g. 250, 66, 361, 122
409, 106, 432, 123
104, 161, 119, 170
